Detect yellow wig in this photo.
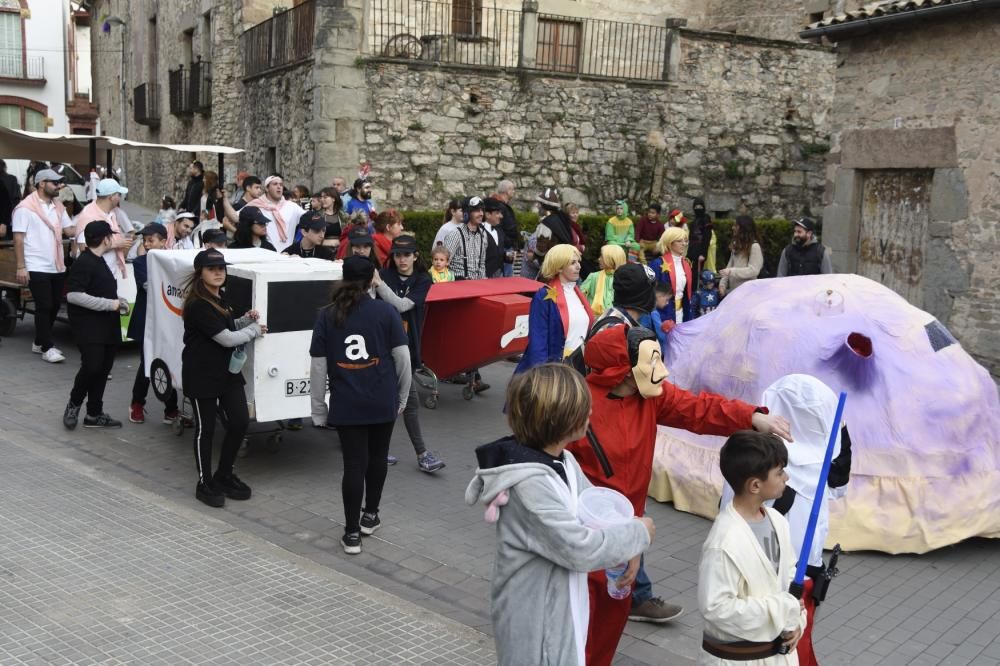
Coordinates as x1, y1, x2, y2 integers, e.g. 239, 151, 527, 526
599, 244, 627, 272
540, 244, 582, 280
658, 226, 689, 255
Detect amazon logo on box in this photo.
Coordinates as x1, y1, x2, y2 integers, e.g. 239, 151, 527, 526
161, 283, 187, 316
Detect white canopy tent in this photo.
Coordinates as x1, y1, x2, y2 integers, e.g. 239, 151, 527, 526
0, 126, 243, 173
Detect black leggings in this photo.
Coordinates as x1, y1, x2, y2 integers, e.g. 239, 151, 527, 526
191, 383, 249, 485
70, 342, 117, 416
338, 421, 395, 534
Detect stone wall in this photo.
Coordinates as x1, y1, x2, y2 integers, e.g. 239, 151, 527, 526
701, 0, 818, 42
360, 29, 834, 219
821, 10, 1000, 376
92, 0, 250, 210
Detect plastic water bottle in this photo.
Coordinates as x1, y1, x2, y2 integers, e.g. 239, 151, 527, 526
606, 562, 630, 600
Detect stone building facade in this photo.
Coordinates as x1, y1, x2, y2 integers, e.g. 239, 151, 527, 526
803, 1, 1000, 377
91, 0, 835, 220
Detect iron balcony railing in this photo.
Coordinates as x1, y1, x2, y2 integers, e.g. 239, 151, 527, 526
369, 0, 670, 82
0, 54, 45, 81
242, 1, 317, 78
133, 83, 160, 127
169, 60, 212, 116
370, 0, 520, 68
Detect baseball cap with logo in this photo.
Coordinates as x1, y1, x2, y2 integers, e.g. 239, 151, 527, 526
390, 235, 418, 254
96, 178, 128, 197
348, 226, 374, 246
238, 206, 269, 227
34, 169, 65, 186
299, 210, 327, 232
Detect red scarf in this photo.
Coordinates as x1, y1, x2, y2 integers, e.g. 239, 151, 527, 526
15, 192, 67, 271
75, 201, 126, 275
247, 196, 288, 242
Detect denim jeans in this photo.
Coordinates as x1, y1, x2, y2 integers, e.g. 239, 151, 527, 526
631, 554, 652, 607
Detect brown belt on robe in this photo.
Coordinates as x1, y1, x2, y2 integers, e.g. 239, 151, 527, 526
701, 635, 782, 660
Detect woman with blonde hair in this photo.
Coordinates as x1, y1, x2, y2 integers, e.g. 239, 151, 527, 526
580, 244, 627, 316
648, 226, 693, 324
514, 244, 594, 374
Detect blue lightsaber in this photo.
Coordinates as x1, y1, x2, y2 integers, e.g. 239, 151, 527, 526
788, 391, 847, 600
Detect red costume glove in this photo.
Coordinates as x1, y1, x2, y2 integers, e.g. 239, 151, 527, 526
660, 320, 676, 335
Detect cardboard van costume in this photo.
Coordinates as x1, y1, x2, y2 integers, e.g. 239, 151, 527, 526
145, 249, 341, 423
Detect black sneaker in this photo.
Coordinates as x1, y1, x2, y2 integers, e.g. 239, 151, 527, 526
213, 473, 251, 500
360, 511, 381, 535
342, 532, 362, 554
63, 401, 81, 430
195, 482, 225, 508
83, 413, 122, 428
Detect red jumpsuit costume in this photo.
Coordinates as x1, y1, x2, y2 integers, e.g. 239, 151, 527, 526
567, 325, 759, 666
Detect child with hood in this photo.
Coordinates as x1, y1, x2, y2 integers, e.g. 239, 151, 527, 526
466, 363, 654, 666
605, 200, 639, 263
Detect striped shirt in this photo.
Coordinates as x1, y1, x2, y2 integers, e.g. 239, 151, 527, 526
443, 223, 488, 280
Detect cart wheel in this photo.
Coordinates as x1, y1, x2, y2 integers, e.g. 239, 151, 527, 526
462, 385, 474, 401
423, 395, 438, 409
172, 418, 184, 437
0, 297, 17, 337
150, 359, 172, 402
265, 433, 283, 453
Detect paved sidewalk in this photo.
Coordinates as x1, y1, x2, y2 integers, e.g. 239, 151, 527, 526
0, 440, 495, 665
2, 313, 1000, 664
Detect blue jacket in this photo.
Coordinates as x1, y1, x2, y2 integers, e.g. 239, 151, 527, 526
126, 254, 149, 342
514, 280, 594, 374
648, 255, 694, 323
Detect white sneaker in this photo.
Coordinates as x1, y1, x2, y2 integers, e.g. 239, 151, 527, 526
41, 348, 65, 363
31, 343, 43, 354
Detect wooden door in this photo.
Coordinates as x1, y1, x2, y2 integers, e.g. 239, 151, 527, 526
536, 18, 581, 73
857, 170, 932, 306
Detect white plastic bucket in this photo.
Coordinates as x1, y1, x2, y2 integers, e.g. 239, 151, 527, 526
578, 487, 634, 529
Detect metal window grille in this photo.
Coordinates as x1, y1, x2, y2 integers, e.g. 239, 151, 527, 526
0, 53, 44, 80
536, 17, 580, 74
451, 0, 482, 36
168, 67, 192, 115
539, 13, 668, 81
191, 60, 212, 114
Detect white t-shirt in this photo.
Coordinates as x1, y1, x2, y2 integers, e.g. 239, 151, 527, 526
173, 235, 195, 250
563, 280, 589, 355
11, 202, 74, 273
434, 221, 462, 248
671, 253, 687, 324
260, 199, 303, 253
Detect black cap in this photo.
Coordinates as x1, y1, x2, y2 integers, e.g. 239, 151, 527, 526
201, 229, 228, 246
462, 195, 485, 212
83, 220, 114, 245
299, 210, 326, 232
390, 235, 418, 254
139, 222, 168, 238
484, 198, 503, 213
793, 217, 816, 233
343, 255, 375, 282
348, 226, 374, 246
612, 264, 656, 314
239, 205, 269, 227
193, 249, 229, 271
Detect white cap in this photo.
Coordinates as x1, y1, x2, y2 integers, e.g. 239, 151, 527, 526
96, 178, 128, 197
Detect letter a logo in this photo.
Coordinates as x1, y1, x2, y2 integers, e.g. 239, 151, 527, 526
344, 334, 369, 361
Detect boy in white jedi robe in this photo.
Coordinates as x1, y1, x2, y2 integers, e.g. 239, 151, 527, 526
699, 431, 807, 665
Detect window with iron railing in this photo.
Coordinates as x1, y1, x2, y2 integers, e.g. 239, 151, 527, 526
168, 66, 192, 115
537, 18, 581, 74
133, 83, 160, 126
452, 0, 482, 37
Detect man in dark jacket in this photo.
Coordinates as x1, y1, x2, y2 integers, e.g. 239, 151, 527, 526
776, 217, 833, 277
489, 180, 520, 276
180, 160, 204, 214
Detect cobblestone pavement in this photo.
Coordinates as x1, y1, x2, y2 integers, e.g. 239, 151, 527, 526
2, 206, 1000, 664
0, 437, 495, 665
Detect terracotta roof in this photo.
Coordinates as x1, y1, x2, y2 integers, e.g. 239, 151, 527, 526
801, 0, 990, 37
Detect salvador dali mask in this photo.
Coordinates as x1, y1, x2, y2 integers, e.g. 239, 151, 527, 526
627, 326, 668, 398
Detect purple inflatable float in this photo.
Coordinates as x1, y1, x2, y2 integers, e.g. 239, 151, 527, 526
648, 274, 1000, 554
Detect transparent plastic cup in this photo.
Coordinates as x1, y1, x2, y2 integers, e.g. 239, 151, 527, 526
578, 487, 635, 600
